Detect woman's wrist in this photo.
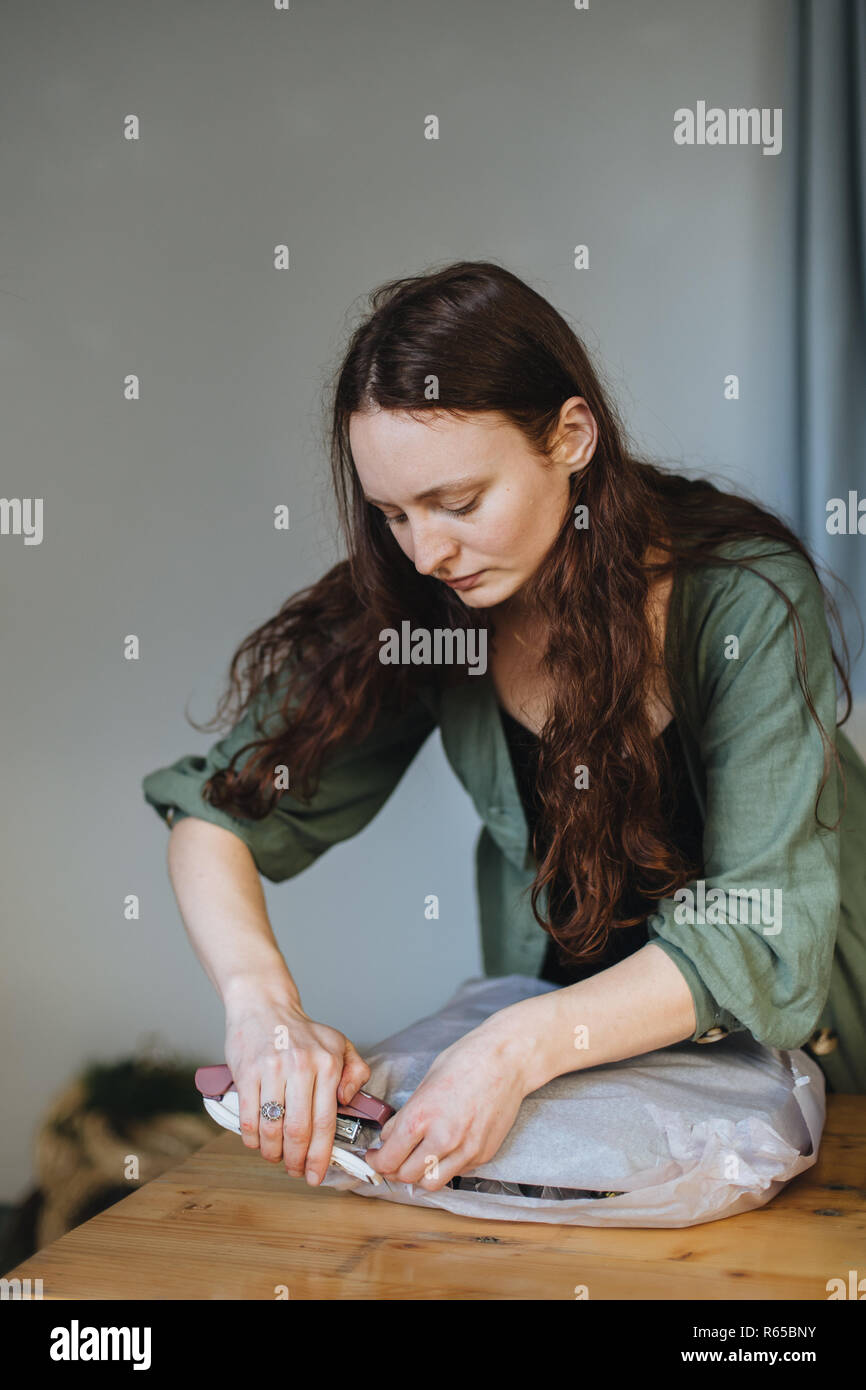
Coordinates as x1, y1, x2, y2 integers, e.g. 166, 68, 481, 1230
221, 962, 304, 1014
476, 993, 564, 1096
482, 946, 698, 1092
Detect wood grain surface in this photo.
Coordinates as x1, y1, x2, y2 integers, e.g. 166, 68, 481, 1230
4, 1095, 864, 1300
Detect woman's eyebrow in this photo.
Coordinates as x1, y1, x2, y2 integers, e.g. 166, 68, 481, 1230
364, 473, 483, 507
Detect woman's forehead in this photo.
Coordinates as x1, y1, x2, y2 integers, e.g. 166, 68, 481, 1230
349, 409, 517, 475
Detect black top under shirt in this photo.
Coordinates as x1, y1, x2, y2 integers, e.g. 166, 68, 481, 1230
497, 704, 706, 987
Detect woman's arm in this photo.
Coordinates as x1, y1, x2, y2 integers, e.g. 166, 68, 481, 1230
143, 668, 438, 1181
646, 546, 842, 1048
166, 814, 300, 1008
365, 943, 696, 1188
165, 816, 372, 1183
479, 941, 698, 1095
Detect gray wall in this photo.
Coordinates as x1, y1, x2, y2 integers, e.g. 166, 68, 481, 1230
2, 0, 862, 1198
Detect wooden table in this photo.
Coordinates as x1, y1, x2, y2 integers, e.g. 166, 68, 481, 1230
6, 1096, 865, 1300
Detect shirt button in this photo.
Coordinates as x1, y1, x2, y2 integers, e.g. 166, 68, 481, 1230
695, 1026, 729, 1044
806, 1027, 838, 1055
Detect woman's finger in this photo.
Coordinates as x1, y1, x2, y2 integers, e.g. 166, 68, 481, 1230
417, 1142, 475, 1192
367, 1106, 428, 1176
391, 1123, 466, 1185
304, 1060, 341, 1185
339, 1039, 371, 1104
258, 1064, 288, 1163
281, 1060, 315, 1177
237, 1071, 261, 1150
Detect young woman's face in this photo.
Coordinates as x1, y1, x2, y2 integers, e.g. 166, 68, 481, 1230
349, 403, 596, 612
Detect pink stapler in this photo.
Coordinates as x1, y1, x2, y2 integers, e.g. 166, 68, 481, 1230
194, 1063, 395, 1185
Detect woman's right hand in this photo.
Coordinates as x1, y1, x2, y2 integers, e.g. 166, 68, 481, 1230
223, 981, 372, 1186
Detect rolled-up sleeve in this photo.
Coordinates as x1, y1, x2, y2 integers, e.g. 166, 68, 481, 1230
648, 549, 841, 1049
142, 672, 438, 884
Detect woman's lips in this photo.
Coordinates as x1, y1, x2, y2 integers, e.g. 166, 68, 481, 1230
443, 570, 485, 590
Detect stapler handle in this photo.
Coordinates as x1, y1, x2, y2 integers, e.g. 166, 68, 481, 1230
194, 1063, 394, 1126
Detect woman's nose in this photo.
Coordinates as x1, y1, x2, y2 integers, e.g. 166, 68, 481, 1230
410, 524, 459, 578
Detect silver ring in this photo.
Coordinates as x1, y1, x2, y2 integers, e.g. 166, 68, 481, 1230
260, 1101, 285, 1122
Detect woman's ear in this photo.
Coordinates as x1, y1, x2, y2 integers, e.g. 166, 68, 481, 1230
552, 396, 598, 473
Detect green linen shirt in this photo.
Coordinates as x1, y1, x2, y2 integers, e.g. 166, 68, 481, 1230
142, 539, 866, 1094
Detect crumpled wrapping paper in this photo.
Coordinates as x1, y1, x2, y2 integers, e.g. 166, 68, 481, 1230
321, 974, 825, 1227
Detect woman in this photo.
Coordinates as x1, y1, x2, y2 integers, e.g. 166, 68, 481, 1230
143, 260, 866, 1196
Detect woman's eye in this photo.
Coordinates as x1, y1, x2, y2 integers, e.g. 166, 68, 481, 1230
381, 499, 478, 529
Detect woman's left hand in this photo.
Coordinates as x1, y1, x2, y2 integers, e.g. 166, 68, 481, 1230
363, 1015, 538, 1191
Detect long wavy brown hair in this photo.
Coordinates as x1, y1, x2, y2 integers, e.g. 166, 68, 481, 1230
192, 259, 857, 966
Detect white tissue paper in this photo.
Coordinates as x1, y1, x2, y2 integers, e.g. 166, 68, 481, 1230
321, 974, 825, 1227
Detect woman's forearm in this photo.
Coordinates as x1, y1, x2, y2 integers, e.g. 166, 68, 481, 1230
166, 816, 301, 1009
487, 942, 698, 1094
